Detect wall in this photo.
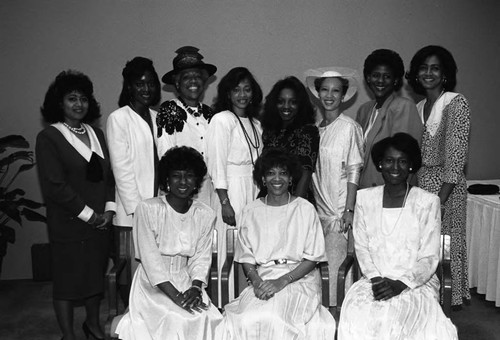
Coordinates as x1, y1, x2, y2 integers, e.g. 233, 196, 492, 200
1, 0, 499, 279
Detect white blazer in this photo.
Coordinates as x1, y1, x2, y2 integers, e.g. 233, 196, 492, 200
106, 105, 158, 227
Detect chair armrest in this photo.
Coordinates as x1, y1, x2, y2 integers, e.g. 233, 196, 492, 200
221, 250, 234, 307
336, 254, 355, 318
441, 258, 452, 317
207, 250, 218, 305
105, 258, 126, 340
318, 261, 330, 308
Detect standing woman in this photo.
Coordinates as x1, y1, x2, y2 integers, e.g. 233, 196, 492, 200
261, 76, 319, 204
356, 49, 422, 188
407, 45, 471, 306
36, 70, 115, 340
106, 57, 161, 304
205, 67, 263, 303
304, 67, 364, 307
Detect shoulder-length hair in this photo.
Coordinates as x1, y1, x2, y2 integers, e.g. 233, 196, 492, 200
262, 76, 315, 133
212, 67, 263, 119
406, 45, 458, 95
40, 70, 101, 124
252, 148, 303, 190
363, 49, 405, 91
371, 132, 422, 173
118, 56, 161, 107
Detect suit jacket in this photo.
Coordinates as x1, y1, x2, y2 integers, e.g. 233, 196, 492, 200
106, 105, 158, 227
356, 93, 422, 188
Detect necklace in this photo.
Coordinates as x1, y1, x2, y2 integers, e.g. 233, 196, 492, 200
233, 113, 261, 165
63, 122, 86, 135
381, 182, 410, 236
178, 97, 203, 117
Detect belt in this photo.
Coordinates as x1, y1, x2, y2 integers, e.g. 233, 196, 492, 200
260, 259, 298, 267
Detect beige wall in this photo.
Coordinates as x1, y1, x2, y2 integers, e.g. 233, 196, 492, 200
1, 0, 499, 279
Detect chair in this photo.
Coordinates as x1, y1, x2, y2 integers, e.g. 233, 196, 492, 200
334, 232, 452, 322
104, 228, 219, 340
220, 228, 330, 309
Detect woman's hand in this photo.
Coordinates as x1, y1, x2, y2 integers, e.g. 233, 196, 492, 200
340, 210, 354, 233
94, 211, 114, 230
158, 281, 200, 314
255, 277, 288, 300
221, 203, 236, 226
371, 277, 407, 301
181, 286, 208, 312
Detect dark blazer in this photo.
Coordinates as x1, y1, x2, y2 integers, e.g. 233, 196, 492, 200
36, 125, 114, 242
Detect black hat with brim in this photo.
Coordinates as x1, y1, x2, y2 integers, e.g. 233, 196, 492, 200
162, 46, 217, 85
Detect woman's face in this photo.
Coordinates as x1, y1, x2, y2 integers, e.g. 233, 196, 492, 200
167, 169, 198, 200
128, 70, 159, 109
230, 78, 253, 117
277, 88, 298, 125
366, 65, 396, 102
61, 91, 89, 125
380, 146, 410, 186
417, 55, 444, 92
263, 166, 291, 197
318, 77, 344, 112
176, 68, 207, 106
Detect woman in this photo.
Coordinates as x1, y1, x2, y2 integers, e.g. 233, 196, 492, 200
106, 57, 161, 303
338, 133, 457, 339
220, 149, 336, 339
304, 67, 364, 306
115, 146, 222, 340
261, 76, 319, 204
407, 45, 471, 306
356, 49, 422, 188
36, 71, 115, 340
205, 67, 263, 303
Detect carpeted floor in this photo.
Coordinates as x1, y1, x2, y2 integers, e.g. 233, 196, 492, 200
0, 279, 499, 339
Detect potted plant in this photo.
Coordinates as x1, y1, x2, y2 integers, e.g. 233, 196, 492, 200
0, 135, 46, 277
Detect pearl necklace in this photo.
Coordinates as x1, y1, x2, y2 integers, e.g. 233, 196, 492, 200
381, 183, 410, 236
63, 122, 86, 135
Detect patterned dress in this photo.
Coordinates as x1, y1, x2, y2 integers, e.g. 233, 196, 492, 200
417, 92, 471, 306
263, 124, 319, 204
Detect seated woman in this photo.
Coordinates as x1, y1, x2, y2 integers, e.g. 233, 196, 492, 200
338, 133, 457, 340
116, 146, 222, 340
220, 148, 336, 339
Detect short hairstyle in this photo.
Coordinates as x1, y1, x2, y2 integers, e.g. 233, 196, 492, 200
262, 76, 315, 133
41, 70, 101, 124
159, 146, 207, 196
213, 67, 263, 119
371, 133, 422, 173
363, 49, 405, 91
252, 148, 303, 190
406, 45, 458, 95
313, 77, 349, 96
118, 56, 161, 107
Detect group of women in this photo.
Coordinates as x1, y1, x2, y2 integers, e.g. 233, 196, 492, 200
35, 44, 469, 340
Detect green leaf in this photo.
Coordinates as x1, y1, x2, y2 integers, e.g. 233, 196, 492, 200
21, 208, 46, 223
0, 135, 29, 153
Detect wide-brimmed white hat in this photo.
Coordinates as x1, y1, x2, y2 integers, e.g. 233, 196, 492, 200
304, 67, 359, 102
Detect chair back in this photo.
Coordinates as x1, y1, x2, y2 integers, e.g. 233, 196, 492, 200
206, 229, 218, 304
439, 234, 452, 317
221, 228, 239, 306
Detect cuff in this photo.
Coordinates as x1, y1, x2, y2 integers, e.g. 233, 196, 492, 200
78, 205, 94, 222
105, 201, 117, 212
213, 179, 228, 190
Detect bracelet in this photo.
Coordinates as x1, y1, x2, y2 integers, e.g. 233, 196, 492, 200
220, 197, 230, 205
246, 267, 257, 284
287, 274, 294, 283
190, 285, 202, 293
345, 208, 354, 213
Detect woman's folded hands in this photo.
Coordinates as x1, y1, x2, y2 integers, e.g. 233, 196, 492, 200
371, 276, 408, 301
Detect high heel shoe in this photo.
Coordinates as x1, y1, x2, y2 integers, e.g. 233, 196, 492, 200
82, 322, 104, 340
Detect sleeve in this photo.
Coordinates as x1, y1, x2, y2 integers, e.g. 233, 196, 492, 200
96, 128, 116, 212
234, 206, 257, 264
353, 192, 381, 279
133, 201, 171, 286
345, 122, 364, 173
399, 194, 441, 289
295, 125, 319, 172
35, 131, 89, 218
187, 209, 216, 285
205, 113, 234, 189
302, 206, 327, 262
390, 98, 423, 145
106, 112, 142, 215
442, 95, 470, 184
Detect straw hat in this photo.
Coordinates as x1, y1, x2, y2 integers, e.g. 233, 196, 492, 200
162, 46, 217, 84
304, 67, 359, 102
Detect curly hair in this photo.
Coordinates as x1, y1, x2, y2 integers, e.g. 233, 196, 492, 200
212, 67, 263, 119
159, 146, 207, 196
406, 45, 458, 95
118, 56, 161, 107
371, 133, 422, 174
40, 70, 101, 124
313, 77, 349, 96
252, 148, 303, 191
262, 76, 315, 133
363, 49, 405, 91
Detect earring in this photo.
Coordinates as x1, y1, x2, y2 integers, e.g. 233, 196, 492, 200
262, 180, 266, 186
409, 167, 413, 171
289, 179, 293, 186
378, 164, 382, 169
166, 184, 170, 192
442, 77, 447, 85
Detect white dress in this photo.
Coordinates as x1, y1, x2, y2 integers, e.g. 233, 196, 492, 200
311, 113, 364, 305
205, 110, 263, 305
338, 186, 458, 340
115, 197, 223, 340
220, 197, 336, 339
